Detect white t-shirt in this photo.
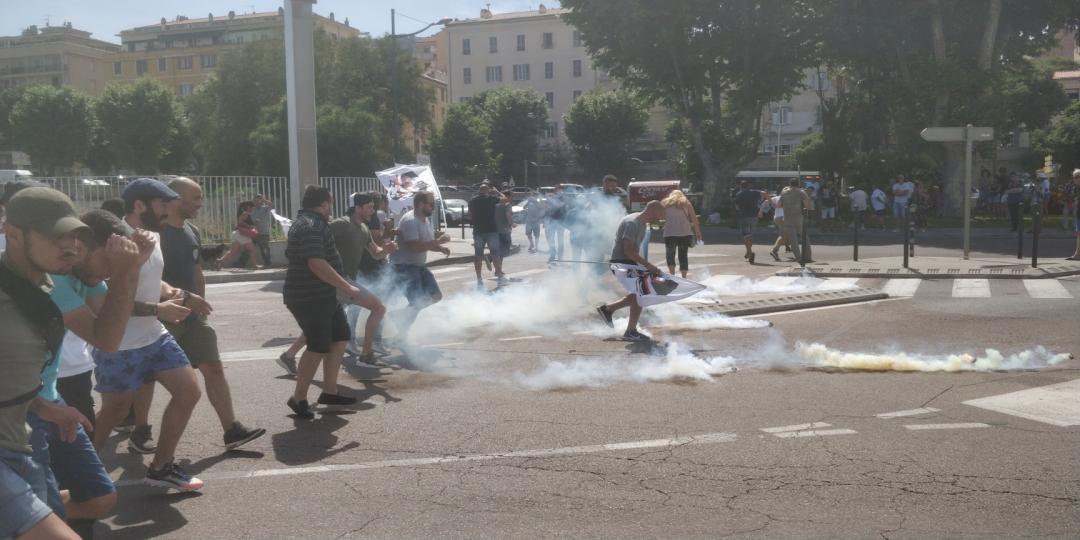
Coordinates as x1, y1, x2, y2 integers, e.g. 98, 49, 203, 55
892, 181, 914, 204
0, 232, 6, 252
871, 189, 887, 211
849, 190, 868, 211
58, 332, 95, 378
771, 195, 784, 221
119, 227, 167, 350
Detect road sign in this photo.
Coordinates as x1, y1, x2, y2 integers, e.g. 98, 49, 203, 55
920, 126, 994, 142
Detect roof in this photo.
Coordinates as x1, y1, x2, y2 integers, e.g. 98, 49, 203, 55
119, 10, 353, 36
446, 7, 569, 27
1054, 70, 1080, 80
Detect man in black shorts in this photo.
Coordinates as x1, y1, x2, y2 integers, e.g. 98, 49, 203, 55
389, 191, 450, 337
283, 185, 363, 419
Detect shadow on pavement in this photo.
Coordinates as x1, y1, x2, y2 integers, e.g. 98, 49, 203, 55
270, 413, 362, 466
106, 488, 199, 539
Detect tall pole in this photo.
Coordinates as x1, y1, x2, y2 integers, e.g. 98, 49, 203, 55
523, 159, 528, 188
963, 124, 973, 259
390, 9, 398, 164
776, 110, 782, 172
284, 0, 318, 217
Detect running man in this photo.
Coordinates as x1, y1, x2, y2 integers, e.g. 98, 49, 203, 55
389, 191, 450, 337
162, 177, 266, 449
594, 200, 667, 341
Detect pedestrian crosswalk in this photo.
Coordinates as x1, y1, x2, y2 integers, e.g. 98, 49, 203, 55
694, 274, 1078, 300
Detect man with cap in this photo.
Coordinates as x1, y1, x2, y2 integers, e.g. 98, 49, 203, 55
329, 192, 395, 364
0, 179, 46, 252
0, 186, 89, 539
468, 180, 505, 288
91, 178, 205, 492
161, 176, 266, 449
1068, 169, 1080, 261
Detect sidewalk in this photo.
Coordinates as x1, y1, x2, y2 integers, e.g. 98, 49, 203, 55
776, 256, 1080, 279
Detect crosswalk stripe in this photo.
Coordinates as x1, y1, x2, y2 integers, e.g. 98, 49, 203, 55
881, 279, 921, 297
951, 279, 991, 298
816, 277, 859, 290
757, 276, 799, 289
1022, 279, 1073, 299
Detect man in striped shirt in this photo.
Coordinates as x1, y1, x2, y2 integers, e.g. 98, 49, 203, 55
283, 186, 363, 420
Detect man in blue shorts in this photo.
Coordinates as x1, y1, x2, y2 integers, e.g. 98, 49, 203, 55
1, 187, 88, 539
91, 179, 205, 492
468, 181, 504, 288
391, 191, 450, 337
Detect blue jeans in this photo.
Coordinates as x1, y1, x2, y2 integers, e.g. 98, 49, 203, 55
28, 399, 115, 514
473, 232, 500, 258
892, 201, 908, 219
0, 447, 55, 538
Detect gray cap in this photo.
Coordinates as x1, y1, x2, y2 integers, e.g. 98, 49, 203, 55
5, 187, 88, 237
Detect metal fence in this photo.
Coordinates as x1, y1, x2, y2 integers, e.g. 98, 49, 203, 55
39, 175, 381, 243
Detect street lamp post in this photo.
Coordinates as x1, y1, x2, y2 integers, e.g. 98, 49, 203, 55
390, 11, 452, 163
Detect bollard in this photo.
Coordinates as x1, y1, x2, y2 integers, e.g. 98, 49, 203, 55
460, 205, 466, 240
853, 210, 860, 262
800, 208, 810, 267
908, 202, 916, 258
1017, 203, 1024, 259
903, 204, 910, 269
1032, 197, 1041, 268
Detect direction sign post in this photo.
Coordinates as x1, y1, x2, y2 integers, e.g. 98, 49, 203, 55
920, 125, 994, 259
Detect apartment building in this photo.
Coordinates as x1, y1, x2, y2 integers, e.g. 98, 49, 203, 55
0, 23, 119, 95
108, 9, 360, 96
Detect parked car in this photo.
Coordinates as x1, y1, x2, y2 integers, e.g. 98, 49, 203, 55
0, 169, 34, 185
442, 198, 470, 226
558, 183, 585, 195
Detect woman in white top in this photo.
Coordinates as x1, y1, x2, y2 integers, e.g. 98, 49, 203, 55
660, 190, 702, 277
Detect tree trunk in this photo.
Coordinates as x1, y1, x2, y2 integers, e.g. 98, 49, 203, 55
928, 0, 949, 126
686, 116, 722, 206
977, 0, 1003, 72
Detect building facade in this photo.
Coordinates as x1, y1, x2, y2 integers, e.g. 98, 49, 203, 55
0, 24, 119, 96
107, 10, 360, 96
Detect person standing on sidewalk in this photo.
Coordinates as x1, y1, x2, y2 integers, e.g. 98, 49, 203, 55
328, 193, 393, 363
522, 193, 544, 253
848, 185, 869, 229
661, 189, 702, 276
468, 181, 504, 287
891, 175, 914, 230
768, 189, 788, 261
733, 181, 764, 264
780, 178, 813, 263
819, 181, 839, 232
282, 185, 361, 420
90, 179, 206, 492
0, 187, 87, 540
161, 177, 266, 449
389, 192, 450, 335
252, 194, 274, 267
1067, 169, 1080, 261
870, 185, 888, 230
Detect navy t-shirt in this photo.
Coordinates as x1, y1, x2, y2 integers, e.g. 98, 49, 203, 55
735, 189, 763, 219
469, 194, 499, 234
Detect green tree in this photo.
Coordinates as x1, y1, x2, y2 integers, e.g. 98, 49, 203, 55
563, 0, 821, 205
317, 103, 385, 177
430, 102, 492, 181
9, 85, 93, 175
248, 98, 289, 176
0, 85, 30, 149
1034, 101, 1080, 182
563, 90, 648, 180
94, 79, 182, 174
480, 87, 547, 182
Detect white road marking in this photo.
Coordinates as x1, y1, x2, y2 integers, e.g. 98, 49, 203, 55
499, 335, 542, 342
757, 276, 799, 289
904, 423, 991, 431
1022, 279, 1073, 299
221, 346, 288, 363
773, 429, 858, 438
875, 407, 941, 419
507, 268, 548, 279
951, 279, 991, 298
881, 279, 921, 297
430, 266, 470, 275
816, 277, 860, 291
207, 280, 276, 290
760, 422, 832, 433
422, 342, 466, 348
112, 431, 739, 486
963, 378, 1080, 427
746, 297, 906, 318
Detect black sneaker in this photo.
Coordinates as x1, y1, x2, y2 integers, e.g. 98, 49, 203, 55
144, 462, 204, 492
223, 422, 266, 450
595, 304, 614, 328
354, 352, 380, 369
286, 397, 314, 420
317, 392, 357, 406
276, 353, 298, 377
622, 330, 652, 342
769, 250, 780, 262
128, 425, 157, 454
114, 410, 136, 433
748, 252, 755, 264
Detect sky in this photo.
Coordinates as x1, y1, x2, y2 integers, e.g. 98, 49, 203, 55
2, 0, 560, 43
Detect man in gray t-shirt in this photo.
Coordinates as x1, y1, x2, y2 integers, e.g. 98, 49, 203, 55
388, 192, 450, 338
596, 201, 666, 341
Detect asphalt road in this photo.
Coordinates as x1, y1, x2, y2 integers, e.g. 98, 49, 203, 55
98, 228, 1080, 539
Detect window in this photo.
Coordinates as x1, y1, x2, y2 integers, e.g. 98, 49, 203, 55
200, 54, 216, 68
572, 59, 582, 78
516, 34, 525, 51
463, 67, 472, 84
485, 65, 502, 82
542, 121, 557, 138
777, 144, 792, 156
462, 38, 471, 55
545, 91, 554, 109
512, 64, 530, 81
113, 61, 122, 75
136, 59, 147, 76
459, 96, 473, 104
157, 57, 167, 72
489, 36, 497, 53
771, 106, 791, 125
543, 62, 554, 80
573, 30, 583, 47
179, 83, 194, 96
177, 56, 193, 70
573, 89, 583, 101
542, 32, 554, 49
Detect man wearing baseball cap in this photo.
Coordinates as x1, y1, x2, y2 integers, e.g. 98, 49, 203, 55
1068, 169, 1080, 261
90, 178, 205, 492
0, 187, 88, 539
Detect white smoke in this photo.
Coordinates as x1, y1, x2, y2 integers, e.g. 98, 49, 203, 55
795, 343, 1073, 372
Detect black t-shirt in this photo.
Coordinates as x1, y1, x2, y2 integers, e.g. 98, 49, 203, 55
469, 194, 499, 234
735, 189, 763, 219
283, 209, 344, 305
160, 222, 201, 293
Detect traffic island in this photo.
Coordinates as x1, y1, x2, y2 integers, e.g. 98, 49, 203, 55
775, 256, 1080, 279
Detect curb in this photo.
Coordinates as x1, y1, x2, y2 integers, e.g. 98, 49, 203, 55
776, 263, 1080, 280
205, 255, 477, 283
683, 288, 890, 318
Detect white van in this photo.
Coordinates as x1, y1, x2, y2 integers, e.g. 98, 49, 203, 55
0, 170, 34, 184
